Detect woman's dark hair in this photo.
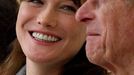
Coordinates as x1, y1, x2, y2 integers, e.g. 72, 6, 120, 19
0, 0, 18, 63
0, 39, 26, 75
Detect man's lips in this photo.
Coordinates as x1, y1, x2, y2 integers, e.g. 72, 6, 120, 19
87, 33, 101, 36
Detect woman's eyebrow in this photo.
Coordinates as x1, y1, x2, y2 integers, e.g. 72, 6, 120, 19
72, 0, 81, 7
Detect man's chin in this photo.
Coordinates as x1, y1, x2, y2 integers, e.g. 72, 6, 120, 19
86, 47, 106, 67
86, 51, 99, 64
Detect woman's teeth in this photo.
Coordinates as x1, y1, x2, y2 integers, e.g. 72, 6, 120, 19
32, 32, 60, 42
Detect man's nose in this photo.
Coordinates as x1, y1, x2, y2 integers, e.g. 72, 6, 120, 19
36, 8, 57, 28
75, 1, 95, 23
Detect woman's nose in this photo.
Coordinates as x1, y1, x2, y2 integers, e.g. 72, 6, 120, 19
36, 8, 57, 28
75, 1, 95, 23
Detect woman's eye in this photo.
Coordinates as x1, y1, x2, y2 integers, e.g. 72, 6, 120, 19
27, 0, 44, 5
60, 5, 77, 13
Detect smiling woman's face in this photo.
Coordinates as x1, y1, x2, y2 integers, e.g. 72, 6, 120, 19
16, 0, 86, 64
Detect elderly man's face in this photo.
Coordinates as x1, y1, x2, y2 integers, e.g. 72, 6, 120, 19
76, 0, 134, 70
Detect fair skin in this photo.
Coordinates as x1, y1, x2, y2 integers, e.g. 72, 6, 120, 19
16, 0, 86, 75
76, 0, 134, 75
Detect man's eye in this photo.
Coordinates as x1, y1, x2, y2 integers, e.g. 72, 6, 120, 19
60, 5, 77, 13
28, 0, 44, 5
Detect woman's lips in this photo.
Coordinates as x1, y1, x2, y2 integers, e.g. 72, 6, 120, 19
29, 31, 62, 43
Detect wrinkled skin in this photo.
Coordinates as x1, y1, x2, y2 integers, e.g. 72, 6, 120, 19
76, 0, 134, 75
